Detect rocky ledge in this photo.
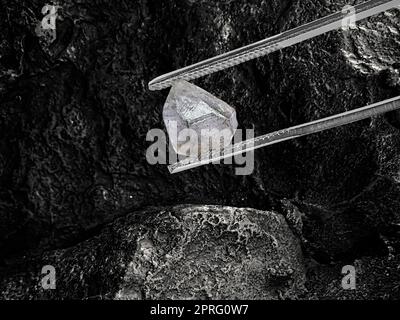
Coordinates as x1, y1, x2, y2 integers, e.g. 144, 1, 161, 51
1, 205, 305, 300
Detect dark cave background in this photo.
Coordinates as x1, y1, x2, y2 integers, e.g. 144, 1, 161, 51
0, 0, 400, 299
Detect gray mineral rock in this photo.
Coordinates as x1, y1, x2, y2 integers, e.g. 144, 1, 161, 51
0, 205, 305, 300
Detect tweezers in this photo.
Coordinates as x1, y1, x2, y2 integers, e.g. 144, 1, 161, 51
168, 96, 400, 173
149, 0, 400, 91
147, 0, 400, 173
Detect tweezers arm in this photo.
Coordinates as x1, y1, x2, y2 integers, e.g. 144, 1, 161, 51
168, 96, 400, 173
149, 0, 400, 91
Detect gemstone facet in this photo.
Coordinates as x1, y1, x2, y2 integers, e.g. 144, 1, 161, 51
163, 80, 238, 156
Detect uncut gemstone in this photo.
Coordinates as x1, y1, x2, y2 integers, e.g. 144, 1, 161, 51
163, 80, 238, 156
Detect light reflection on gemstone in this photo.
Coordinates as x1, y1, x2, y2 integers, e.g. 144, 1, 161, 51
163, 80, 238, 156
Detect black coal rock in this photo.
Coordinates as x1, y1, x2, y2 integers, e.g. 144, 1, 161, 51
1, 0, 400, 300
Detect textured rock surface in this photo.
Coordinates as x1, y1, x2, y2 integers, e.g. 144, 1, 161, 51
1, 0, 400, 299
0, 205, 305, 300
